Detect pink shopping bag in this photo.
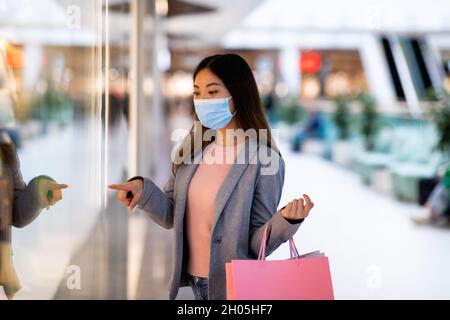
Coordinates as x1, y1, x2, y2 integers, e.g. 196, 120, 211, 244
226, 225, 334, 300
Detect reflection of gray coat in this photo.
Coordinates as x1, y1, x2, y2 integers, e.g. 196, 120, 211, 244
136, 140, 302, 300
0, 132, 44, 238
0, 131, 46, 298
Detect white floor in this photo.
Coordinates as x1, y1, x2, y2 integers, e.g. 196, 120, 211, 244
271, 144, 450, 299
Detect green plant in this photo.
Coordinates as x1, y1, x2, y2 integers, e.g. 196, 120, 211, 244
41, 77, 66, 117
444, 167, 450, 190
357, 91, 378, 151
34, 76, 71, 130
426, 87, 440, 101
429, 90, 450, 154
276, 97, 305, 125
428, 89, 450, 193
333, 95, 351, 140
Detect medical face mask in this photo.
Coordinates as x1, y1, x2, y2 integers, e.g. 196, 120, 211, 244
193, 96, 235, 130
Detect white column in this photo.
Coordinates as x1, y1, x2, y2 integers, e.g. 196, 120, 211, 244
127, 0, 147, 301
389, 35, 421, 115
149, 10, 166, 179
425, 34, 449, 92
358, 34, 397, 109
23, 43, 43, 91
128, 0, 146, 178
279, 47, 301, 98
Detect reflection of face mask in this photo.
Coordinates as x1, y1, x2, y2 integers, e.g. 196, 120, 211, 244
193, 97, 235, 130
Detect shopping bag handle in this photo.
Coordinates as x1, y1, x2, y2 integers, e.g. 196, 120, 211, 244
258, 224, 300, 261
257, 225, 269, 260
289, 238, 300, 259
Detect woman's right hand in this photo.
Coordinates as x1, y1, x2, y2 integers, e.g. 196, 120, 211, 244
108, 178, 144, 212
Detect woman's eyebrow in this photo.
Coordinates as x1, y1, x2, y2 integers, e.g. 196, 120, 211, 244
206, 82, 222, 87
193, 82, 222, 89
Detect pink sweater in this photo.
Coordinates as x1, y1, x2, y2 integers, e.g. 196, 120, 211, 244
186, 141, 243, 277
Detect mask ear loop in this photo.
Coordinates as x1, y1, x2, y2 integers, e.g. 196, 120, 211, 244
227, 97, 237, 116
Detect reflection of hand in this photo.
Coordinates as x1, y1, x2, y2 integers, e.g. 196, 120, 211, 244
108, 179, 143, 212
0, 243, 21, 300
37, 178, 69, 210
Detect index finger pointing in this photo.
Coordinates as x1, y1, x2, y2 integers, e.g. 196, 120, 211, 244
108, 184, 129, 191
51, 184, 69, 190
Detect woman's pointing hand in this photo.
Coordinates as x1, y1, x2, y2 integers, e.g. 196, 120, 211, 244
108, 178, 143, 212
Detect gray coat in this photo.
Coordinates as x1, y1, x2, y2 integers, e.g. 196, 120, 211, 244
0, 133, 45, 239
136, 140, 303, 300
0, 132, 48, 299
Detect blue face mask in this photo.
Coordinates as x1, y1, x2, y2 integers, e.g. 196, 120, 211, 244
193, 96, 235, 130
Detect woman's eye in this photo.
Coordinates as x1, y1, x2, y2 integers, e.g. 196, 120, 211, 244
208, 90, 218, 95
193, 92, 199, 97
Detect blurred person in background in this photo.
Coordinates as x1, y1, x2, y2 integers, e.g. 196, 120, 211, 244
109, 54, 315, 300
262, 88, 277, 124
102, 72, 130, 129
291, 107, 325, 152
412, 168, 450, 226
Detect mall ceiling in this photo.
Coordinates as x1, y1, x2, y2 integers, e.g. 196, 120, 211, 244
106, 0, 450, 49
2, 0, 449, 48
162, 0, 261, 48
106, 0, 261, 48
109, 0, 216, 17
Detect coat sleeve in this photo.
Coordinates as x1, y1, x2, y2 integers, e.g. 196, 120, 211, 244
249, 153, 303, 258
133, 169, 175, 230
11, 153, 47, 228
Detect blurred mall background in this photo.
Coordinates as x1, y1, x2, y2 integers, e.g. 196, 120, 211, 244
1, 0, 450, 299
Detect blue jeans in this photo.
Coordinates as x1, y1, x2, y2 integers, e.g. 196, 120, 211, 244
190, 276, 209, 300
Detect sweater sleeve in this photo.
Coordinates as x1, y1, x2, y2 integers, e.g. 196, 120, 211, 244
11, 151, 48, 228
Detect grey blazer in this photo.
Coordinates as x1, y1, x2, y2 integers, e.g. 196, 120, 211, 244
136, 139, 303, 300
0, 134, 45, 237
0, 132, 49, 298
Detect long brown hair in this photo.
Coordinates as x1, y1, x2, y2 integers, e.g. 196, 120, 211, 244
173, 53, 277, 173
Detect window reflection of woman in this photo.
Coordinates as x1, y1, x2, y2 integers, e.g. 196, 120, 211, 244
0, 53, 68, 299
0, 131, 69, 299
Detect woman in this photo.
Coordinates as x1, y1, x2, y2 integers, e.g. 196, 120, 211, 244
413, 179, 449, 225
109, 54, 314, 300
0, 130, 68, 299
